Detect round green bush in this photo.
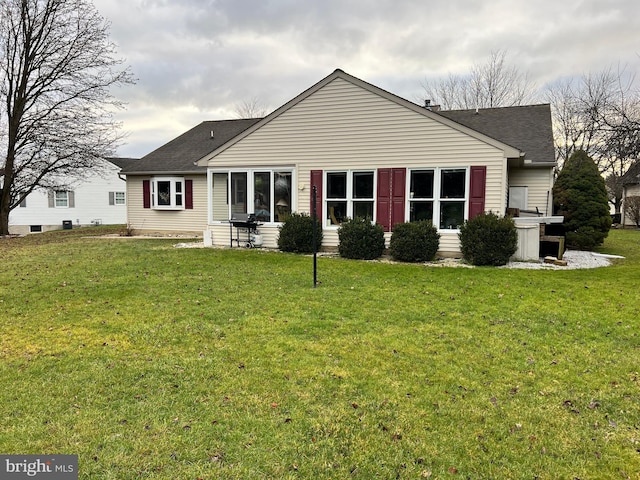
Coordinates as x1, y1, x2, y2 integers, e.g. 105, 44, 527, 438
337, 217, 385, 260
389, 221, 440, 262
277, 212, 323, 253
458, 212, 517, 266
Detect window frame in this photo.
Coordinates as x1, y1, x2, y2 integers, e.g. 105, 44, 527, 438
54, 190, 69, 208
324, 169, 375, 228
151, 177, 185, 210
407, 167, 470, 231
207, 168, 294, 224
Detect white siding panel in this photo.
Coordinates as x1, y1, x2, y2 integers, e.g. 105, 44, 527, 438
9, 161, 127, 234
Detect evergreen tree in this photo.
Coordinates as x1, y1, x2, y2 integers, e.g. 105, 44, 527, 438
553, 150, 612, 250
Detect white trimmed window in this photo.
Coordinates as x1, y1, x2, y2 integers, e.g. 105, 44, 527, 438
55, 191, 69, 207
408, 167, 468, 230
48, 190, 75, 208
109, 191, 126, 205
325, 170, 375, 227
152, 177, 184, 210
210, 169, 293, 223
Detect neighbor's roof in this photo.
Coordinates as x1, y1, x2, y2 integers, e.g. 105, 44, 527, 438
107, 157, 139, 170
622, 161, 640, 185
437, 104, 556, 166
121, 119, 261, 175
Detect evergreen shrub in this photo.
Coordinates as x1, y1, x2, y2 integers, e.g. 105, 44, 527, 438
458, 212, 517, 266
338, 217, 385, 260
277, 213, 323, 253
553, 150, 612, 250
389, 221, 440, 262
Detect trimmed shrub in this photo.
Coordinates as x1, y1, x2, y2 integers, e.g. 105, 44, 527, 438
277, 213, 323, 253
389, 221, 440, 262
458, 212, 517, 266
338, 217, 385, 260
553, 149, 611, 250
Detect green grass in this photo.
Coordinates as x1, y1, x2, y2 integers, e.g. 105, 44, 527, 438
1, 227, 639, 479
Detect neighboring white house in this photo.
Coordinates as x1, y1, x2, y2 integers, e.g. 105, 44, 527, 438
621, 161, 640, 227
8, 158, 136, 235
123, 69, 557, 256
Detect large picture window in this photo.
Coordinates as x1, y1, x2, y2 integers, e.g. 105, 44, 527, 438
408, 168, 467, 230
210, 169, 293, 223
326, 170, 374, 226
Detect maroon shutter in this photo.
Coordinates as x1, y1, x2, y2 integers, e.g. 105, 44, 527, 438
391, 168, 406, 229
468, 166, 486, 219
310, 170, 323, 220
376, 168, 405, 232
143, 180, 151, 209
185, 179, 193, 209
376, 168, 391, 231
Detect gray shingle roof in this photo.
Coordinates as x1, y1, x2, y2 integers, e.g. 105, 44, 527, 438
106, 157, 139, 170
622, 161, 640, 185
437, 104, 556, 165
121, 119, 261, 174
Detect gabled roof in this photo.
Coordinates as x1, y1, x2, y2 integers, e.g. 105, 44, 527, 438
198, 69, 526, 165
122, 119, 261, 175
437, 104, 556, 166
622, 161, 640, 185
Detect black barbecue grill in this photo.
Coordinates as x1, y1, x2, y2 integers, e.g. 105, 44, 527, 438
229, 214, 262, 248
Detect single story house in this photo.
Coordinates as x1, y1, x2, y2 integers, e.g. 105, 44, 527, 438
122, 69, 557, 255
8, 157, 137, 235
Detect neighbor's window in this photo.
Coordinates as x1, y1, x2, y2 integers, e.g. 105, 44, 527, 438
152, 177, 184, 209
326, 170, 374, 226
55, 191, 69, 208
109, 191, 126, 205
210, 169, 293, 223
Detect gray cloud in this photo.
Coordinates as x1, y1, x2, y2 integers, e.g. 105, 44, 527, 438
95, 0, 640, 157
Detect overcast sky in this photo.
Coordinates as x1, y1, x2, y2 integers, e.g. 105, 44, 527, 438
93, 0, 640, 158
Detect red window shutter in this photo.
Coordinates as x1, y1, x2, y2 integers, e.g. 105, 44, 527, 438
376, 168, 391, 231
310, 170, 323, 220
468, 166, 486, 219
143, 180, 151, 209
185, 179, 193, 209
376, 168, 406, 232
391, 168, 406, 229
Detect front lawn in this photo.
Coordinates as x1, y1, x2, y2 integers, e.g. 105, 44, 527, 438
1, 228, 638, 479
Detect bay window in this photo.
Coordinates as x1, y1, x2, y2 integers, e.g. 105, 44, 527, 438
152, 177, 185, 209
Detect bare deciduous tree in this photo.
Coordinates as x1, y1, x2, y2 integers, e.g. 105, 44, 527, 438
0, 0, 134, 235
422, 50, 537, 110
233, 97, 267, 119
546, 65, 640, 213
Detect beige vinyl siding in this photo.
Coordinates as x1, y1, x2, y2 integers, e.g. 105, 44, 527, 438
127, 175, 208, 234
206, 78, 509, 254
508, 167, 554, 216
